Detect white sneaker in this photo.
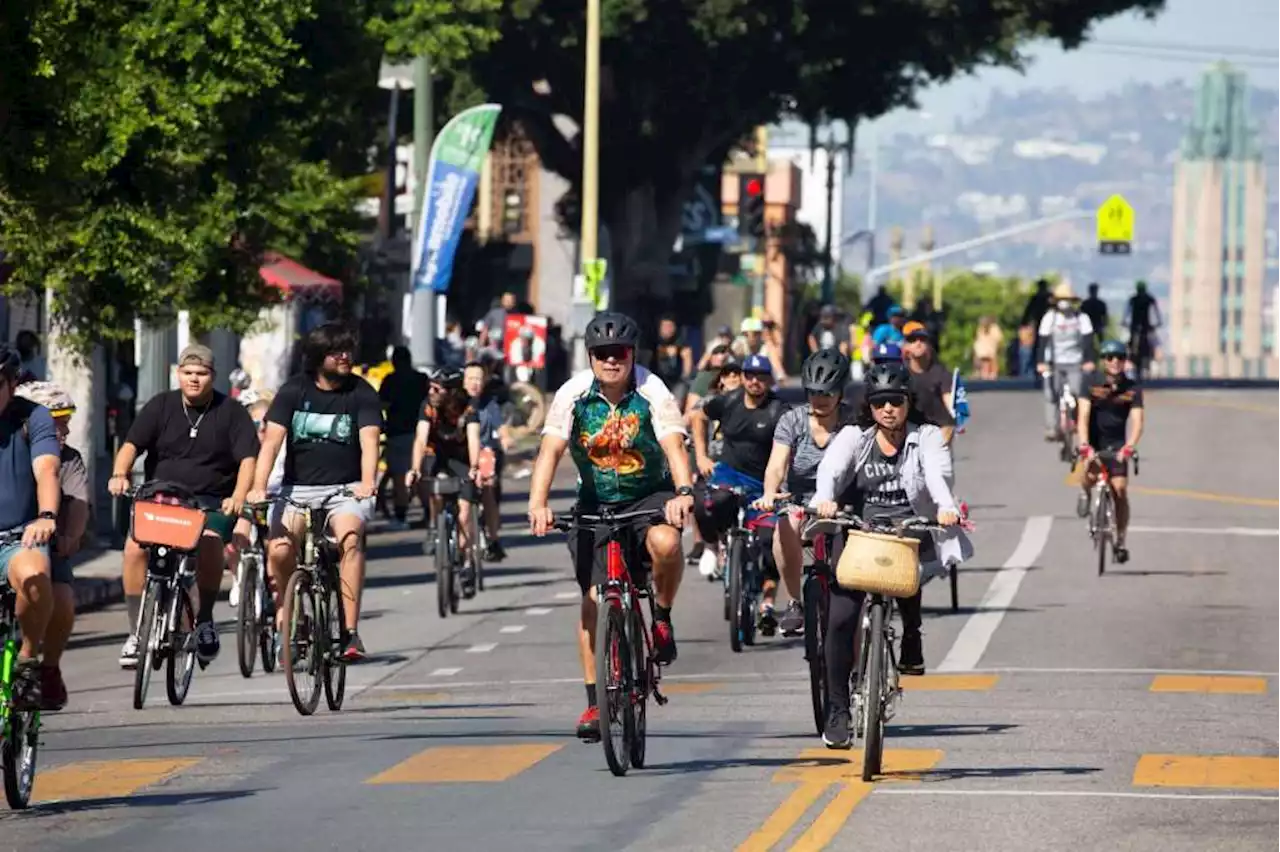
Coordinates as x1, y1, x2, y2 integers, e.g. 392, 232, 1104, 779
119, 634, 139, 669
698, 548, 719, 578
229, 576, 241, 608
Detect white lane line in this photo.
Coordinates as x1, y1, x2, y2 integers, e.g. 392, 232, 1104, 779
937, 515, 1054, 673
499, 625, 527, 634
875, 789, 1278, 803
466, 643, 498, 653
429, 667, 463, 677
1126, 525, 1279, 537
525, 607, 554, 616
554, 591, 580, 599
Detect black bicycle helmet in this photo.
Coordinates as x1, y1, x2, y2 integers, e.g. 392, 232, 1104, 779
801, 348, 849, 394
0, 345, 21, 382
863, 361, 911, 400
583, 311, 640, 350
1099, 339, 1128, 358
430, 366, 464, 389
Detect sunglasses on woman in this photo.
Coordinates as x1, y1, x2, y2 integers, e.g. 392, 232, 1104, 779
870, 394, 907, 410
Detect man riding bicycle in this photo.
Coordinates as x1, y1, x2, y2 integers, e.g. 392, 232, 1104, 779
1037, 282, 1096, 442
688, 353, 790, 630
464, 360, 510, 562
1075, 340, 1145, 564
249, 323, 383, 662
1124, 281, 1163, 380
527, 311, 694, 742
109, 344, 259, 670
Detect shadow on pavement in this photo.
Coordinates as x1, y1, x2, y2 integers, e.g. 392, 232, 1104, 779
915, 764, 1101, 782
1106, 569, 1228, 577
343, 701, 538, 714
641, 755, 847, 776
30, 789, 258, 815
889, 722, 1019, 738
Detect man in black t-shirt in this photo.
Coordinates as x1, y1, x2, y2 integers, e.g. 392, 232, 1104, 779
108, 344, 259, 669
378, 346, 430, 529
901, 321, 956, 444
688, 354, 790, 631
250, 323, 384, 662
1075, 340, 1145, 563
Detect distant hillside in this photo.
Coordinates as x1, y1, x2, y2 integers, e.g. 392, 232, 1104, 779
841, 80, 1280, 304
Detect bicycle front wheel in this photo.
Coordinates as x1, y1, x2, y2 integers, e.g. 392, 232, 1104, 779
1096, 489, 1112, 576
595, 600, 633, 777
728, 537, 745, 653
236, 557, 259, 678
323, 579, 347, 712
435, 511, 452, 619
2, 703, 37, 810
627, 607, 648, 769
803, 573, 827, 736
132, 581, 162, 710
165, 589, 197, 706
282, 571, 321, 715
860, 599, 886, 782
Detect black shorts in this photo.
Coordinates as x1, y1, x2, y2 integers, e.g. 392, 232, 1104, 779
427, 454, 480, 503
567, 491, 673, 594
1093, 448, 1129, 479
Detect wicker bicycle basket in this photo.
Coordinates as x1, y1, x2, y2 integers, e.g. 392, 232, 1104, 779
836, 529, 922, 598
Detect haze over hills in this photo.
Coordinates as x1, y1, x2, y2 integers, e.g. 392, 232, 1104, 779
841, 79, 1280, 303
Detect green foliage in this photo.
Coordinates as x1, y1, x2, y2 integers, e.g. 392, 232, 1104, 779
0, 0, 386, 352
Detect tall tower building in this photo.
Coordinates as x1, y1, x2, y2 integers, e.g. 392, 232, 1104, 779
1168, 63, 1274, 378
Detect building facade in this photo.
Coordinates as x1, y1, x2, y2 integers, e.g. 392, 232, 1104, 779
1168, 64, 1276, 379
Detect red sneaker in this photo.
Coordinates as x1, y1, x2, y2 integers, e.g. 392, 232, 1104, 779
576, 705, 601, 742
652, 619, 678, 665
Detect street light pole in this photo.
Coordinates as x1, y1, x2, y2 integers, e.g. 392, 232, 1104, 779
579, 0, 601, 289
409, 54, 436, 369
821, 144, 835, 305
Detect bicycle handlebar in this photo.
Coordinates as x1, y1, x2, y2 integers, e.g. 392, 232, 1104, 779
550, 508, 668, 533
246, 486, 359, 513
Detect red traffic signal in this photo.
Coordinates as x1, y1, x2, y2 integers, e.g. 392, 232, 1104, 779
744, 177, 763, 197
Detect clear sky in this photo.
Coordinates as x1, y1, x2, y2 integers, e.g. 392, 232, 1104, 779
868, 0, 1279, 135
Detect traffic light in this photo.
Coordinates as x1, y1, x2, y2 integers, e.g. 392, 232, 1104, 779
501, 187, 525, 235
738, 172, 765, 239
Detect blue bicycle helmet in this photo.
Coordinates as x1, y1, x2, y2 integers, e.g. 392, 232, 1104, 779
1100, 340, 1128, 358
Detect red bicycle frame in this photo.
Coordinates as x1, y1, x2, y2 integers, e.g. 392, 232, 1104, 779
603, 539, 659, 700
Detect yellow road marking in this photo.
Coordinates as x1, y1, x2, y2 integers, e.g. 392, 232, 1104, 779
898, 674, 999, 692
738, 748, 943, 852
1134, 755, 1279, 790
34, 757, 203, 803
1150, 675, 1267, 694
1130, 486, 1279, 508
365, 744, 562, 784
661, 681, 723, 695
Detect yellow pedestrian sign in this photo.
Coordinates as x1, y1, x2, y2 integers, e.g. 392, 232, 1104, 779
1096, 194, 1134, 255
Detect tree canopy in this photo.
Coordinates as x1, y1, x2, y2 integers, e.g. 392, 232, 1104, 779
385, 0, 1163, 323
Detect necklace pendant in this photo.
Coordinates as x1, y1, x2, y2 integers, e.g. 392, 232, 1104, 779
189, 426, 199, 439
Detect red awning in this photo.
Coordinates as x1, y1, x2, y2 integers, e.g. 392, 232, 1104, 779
259, 253, 343, 302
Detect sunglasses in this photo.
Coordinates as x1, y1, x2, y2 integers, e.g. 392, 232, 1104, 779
1103, 353, 1125, 361
591, 345, 633, 362
870, 395, 907, 409
743, 372, 771, 382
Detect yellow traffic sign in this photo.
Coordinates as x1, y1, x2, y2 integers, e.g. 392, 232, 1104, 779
1096, 194, 1134, 255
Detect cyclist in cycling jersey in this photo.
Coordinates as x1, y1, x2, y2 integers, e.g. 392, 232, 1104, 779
757, 349, 853, 636
689, 353, 790, 629
463, 360, 509, 562
810, 362, 970, 747
1037, 283, 1096, 441
1124, 281, 1162, 380
1075, 340, 1145, 563
407, 367, 483, 587
529, 311, 693, 740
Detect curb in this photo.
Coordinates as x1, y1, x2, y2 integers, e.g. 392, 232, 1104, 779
73, 575, 124, 614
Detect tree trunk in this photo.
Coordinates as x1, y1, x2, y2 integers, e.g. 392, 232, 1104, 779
603, 181, 687, 341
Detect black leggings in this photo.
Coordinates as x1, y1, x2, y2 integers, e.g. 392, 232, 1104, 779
825, 585, 922, 714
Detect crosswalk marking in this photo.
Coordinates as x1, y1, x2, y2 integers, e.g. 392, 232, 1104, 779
34, 757, 204, 803
365, 744, 563, 784
1133, 755, 1279, 790
1149, 675, 1268, 694
525, 607, 553, 616
430, 667, 462, 676
499, 625, 527, 634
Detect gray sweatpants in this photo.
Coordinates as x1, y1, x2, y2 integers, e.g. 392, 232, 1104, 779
1043, 365, 1082, 432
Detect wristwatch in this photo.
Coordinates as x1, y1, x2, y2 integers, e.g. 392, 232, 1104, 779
37, 511, 57, 522
675, 485, 694, 498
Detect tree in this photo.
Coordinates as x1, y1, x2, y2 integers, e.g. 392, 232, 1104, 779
379, 0, 1162, 328
0, 0, 388, 353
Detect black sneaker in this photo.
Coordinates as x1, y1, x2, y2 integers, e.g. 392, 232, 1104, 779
196, 621, 220, 667
483, 540, 506, 562
898, 631, 925, 675
685, 541, 704, 566
12, 658, 41, 711
341, 632, 367, 662
822, 706, 851, 749
757, 602, 778, 637
1114, 545, 1130, 564
779, 601, 805, 636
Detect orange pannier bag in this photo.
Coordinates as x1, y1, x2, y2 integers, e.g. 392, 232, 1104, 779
131, 499, 207, 552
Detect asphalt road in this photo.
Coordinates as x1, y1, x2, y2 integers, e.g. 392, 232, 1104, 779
10, 388, 1278, 851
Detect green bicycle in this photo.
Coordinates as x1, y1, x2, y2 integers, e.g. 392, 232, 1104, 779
0, 536, 39, 809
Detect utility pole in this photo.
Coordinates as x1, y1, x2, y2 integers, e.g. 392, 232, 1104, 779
580, 0, 602, 290
408, 54, 436, 369
821, 146, 836, 305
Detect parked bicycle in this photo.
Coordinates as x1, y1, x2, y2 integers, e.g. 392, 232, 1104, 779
553, 508, 669, 777
128, 483, 205, 710
1082, 448, 1139, 576
260, 488, 355, 716
0, 532, 38, 809
235, 503, 278, 678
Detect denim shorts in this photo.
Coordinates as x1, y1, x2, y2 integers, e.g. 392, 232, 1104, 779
0, 541, 53, 582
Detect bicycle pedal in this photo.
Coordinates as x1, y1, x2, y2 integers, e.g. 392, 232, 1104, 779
653, 688, 669, 706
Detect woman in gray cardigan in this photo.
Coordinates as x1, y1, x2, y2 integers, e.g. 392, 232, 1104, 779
809, 362, 972, 748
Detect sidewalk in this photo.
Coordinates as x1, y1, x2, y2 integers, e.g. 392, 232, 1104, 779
68, 547, 124, 614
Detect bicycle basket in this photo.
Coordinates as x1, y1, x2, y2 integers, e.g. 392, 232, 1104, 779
836, 529, 921, 598
132, 500, 207, 552
428, 475, 461, 496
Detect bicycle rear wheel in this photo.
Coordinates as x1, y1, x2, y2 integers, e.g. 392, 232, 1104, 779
165, 589, 197, 706
1096, 490, 1112, 576
627, 607, 648, 769
435, 511, 452, 618
259, 580, 278, 674
132, 581, 162, 710
282, 571, 321, 715
728, 537, 745, 653
803, 572, 827, 736
237, 557, 258, 678
2, 704, 37, 810
595, 599, 632, 777
860, 599, 886, 782
323, 578, 347, 712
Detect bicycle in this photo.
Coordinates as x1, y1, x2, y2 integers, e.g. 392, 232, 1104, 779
1082, 448, 1139, 576
803, 509, 946, 781
1057, 382, 1079, 464
553, 508, 670, 777
0, 533, 39, 809
426, 474, 465, 618
266, 488, 356, 716
714, 485, 775, 653
235, 503, 278, 678
128, 485, 206, 710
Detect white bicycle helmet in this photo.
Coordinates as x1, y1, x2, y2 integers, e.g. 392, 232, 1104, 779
17, 380, 76, 416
